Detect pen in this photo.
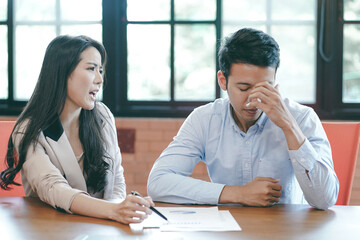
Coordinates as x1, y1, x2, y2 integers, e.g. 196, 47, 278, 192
131, 191, 168, 221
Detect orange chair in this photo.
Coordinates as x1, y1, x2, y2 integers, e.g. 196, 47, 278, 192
0, 121, 25, 196
322, 121, 360, 205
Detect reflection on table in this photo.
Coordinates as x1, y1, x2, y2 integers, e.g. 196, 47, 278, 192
1, 197, 360, 240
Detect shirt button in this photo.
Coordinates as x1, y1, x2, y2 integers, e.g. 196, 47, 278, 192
292, 159, 296, 163
246, 141, 249, 144
309, 184, 313, 188
245, 163, 249, 168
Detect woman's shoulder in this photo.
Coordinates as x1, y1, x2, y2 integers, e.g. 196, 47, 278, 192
95, 102, 117, 133
96, 102, 114, 120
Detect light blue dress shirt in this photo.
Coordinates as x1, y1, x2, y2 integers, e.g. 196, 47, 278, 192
147, 98, 339, 209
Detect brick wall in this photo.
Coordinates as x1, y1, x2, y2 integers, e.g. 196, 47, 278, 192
1, 117, 360, 205
115, 118, 186, 196
114, 118, 210, 196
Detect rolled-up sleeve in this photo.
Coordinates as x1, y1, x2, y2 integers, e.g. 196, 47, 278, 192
289, 109, 339, 209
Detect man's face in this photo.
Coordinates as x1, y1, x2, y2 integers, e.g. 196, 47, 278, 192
218, 63, 276, 130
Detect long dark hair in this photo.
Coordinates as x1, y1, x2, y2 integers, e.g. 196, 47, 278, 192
0, 35, 110, 193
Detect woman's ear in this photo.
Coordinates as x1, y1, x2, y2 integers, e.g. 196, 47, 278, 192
217, 70, 227, 91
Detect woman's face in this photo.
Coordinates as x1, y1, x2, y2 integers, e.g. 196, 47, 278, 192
66, 47, 103, 111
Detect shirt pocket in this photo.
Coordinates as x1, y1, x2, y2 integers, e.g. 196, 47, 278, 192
256, 144, 293, 184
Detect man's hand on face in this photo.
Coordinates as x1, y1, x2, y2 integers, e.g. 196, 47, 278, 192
245, 82, 294, 131
246, 82, 306, 150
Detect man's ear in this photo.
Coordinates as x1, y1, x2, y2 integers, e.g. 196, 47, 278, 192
217, 70, 227, 91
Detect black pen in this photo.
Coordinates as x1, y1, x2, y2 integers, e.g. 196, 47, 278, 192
131, 191, 168, 221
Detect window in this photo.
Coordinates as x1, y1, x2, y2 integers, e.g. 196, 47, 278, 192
343, 0, 360, 103
126, 0, 216, 102
0, 0, 102, 112
13, 0, 102, 100
0, 0, 8, 99
102, 0, 219, 117
222, 0, 317, 103
1, 0, 360, 119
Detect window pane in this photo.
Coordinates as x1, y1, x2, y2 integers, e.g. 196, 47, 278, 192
343, 24, 360, 103
127, 0, 170, 21
127, 24, 170, 101
15, 26, 56, 100
0, 0, 7, 20
15, 0, 55, 21
223, 0, 316, 104
61, 24, 102, 42
223, 0, 266, 22
222, 24, 266, 40
175, 24, 216, 101
0, 26, 7, 99
272, 25, 316, 103
272, 0, 316, 20
344, 0, 360, 21
175, 0, 216, 20
60, 0, 102, 21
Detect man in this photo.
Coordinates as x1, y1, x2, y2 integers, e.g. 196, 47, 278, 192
147, 28, 339, 209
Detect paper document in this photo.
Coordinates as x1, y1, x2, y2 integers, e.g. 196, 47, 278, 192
130, 207, 241, 232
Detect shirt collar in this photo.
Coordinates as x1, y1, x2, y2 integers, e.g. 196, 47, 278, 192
43, 115, 63, 141
227, 100, 268, 134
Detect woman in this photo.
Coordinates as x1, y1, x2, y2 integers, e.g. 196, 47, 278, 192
0, 35, 154, 224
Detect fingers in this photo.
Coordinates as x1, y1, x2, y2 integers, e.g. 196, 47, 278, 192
271, 182, 282, 191
246, 82, 280, 109
144, 196, 155, 207
253, 81, 278, 92
254, 176, 280, 183
114, 195, 154, 224
130, 195, 155, 215
269, 188, 282, 198
129, 194, 148, 205
124, 208, 149, 220
252, 82, 278, 97
268, 197, 280, 205
256, 195, 280, 207
275, 83, 279, 90
263, 189, 281, 207
257, 177, 282, 204
121, 212, 148, 224
122, 201, 151, 216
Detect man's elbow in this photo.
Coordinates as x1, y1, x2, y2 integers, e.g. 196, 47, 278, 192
311, 200, 334, 210
310, 187, 338, 210
147, 174, 162, 201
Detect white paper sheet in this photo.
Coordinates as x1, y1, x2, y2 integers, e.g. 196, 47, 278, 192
130, 207, 241, 232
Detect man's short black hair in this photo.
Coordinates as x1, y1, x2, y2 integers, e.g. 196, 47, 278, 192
218, 28, 280, 80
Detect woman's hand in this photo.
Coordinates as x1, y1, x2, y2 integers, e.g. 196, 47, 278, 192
109, 194, 155, 224
70, 193, 155, 224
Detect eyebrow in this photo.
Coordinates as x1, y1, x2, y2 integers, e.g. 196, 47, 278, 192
85, 62, 103, 68
236, 81, 274, 86
236, 83, 252, 88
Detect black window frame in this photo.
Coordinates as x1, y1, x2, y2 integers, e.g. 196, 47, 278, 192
103, 0, 222, 118
1, 0, 360, 120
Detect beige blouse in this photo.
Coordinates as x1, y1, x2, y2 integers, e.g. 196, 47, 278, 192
14, 102, 126, 213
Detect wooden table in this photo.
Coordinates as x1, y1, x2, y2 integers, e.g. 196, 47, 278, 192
1, 197, 359, 240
